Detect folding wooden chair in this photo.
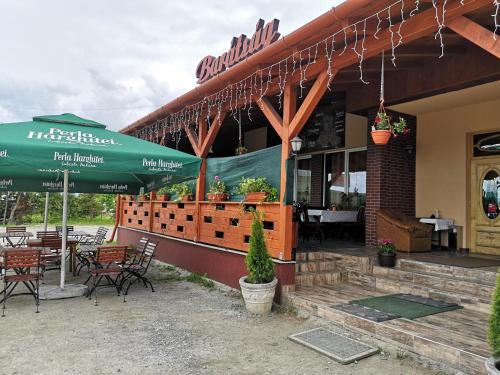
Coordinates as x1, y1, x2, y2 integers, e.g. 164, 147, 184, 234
76, 227, 111, 275
87, 246, 127, 306
1, 248, 42, 316
6, 226, 26, 233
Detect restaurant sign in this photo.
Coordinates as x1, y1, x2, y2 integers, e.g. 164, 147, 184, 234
196, 18, 280, 84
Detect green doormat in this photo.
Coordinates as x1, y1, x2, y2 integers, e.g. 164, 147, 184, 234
351, 295, 462, 320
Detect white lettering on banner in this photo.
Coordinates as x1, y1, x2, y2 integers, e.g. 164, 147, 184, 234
53, 152, 104, 168
0, 150, 8, 158
142, 158, 183, 172
42, 181, 75, 190
28, 128, 120, 147
0, 179, 12, 187
99, 183, 129, 193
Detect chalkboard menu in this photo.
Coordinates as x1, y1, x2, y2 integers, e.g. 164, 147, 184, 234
299, 101, 345, 152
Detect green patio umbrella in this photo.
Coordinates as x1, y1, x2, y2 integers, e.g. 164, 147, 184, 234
0, 114, 201, 289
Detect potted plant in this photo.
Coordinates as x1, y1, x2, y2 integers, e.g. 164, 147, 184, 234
235, 145, 247, 156
140, 193, 150, 201
377, 239, 396, 267
169, 182, 193, 202
235, 177, 278, 202
486, 271, 500, 374
371, 108, 408, 145
239, 212, 277, 315
207, 176, 228, 202
157, 187, 171, 201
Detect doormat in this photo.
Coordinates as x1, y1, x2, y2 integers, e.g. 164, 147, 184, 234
351, 294, 462, 320
393, 293, 457, 308
333, 303, 400, 322
289, 327, 379, 364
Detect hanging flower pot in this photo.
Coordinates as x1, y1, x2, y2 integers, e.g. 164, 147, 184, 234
371, 129, 392, 145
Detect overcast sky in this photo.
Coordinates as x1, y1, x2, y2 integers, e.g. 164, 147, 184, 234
0, 1, 344, 130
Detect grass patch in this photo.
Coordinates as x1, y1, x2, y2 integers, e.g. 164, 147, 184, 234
185, 273, 215, 289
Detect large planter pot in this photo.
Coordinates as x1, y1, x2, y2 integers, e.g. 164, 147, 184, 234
371, 130, 392, 145
486, 358, 500, 374
239, 277, 278, 315
245, 192, 269, 202
378, 252, 396, 267
207, 192, 228, 202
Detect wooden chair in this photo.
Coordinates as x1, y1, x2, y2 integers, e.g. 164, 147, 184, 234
1, 248, 42, 316
76, 227, 112, 275
297, 204, 325, 243
6, 226, 26, 233
87, 246, 128, 306
40, 237, 64, 271
36, 231, 60, 239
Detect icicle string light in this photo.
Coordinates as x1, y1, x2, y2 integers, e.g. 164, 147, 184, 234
134, 0, 498, 143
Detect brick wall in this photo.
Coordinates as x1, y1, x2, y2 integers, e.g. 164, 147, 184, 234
365, 109, 417, 246
309, 154, 324, 207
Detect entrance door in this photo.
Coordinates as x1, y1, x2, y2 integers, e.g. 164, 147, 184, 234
470, 157, 500, 254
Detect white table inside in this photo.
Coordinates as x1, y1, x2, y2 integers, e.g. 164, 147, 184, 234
308, 210, 358, 223
419, 218, 455, 247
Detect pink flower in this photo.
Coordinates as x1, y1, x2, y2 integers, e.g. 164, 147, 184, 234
374, 116, 381, 124
214, 176, 220, 181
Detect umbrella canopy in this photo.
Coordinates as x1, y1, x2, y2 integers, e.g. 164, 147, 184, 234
0, 114, 201, 194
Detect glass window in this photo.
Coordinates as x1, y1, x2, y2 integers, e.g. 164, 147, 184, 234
325, 152, 345, 208
296, 158, 312, 203
348, 150, 367, 209
482, 170, 500, 220
474, 132, 500, 157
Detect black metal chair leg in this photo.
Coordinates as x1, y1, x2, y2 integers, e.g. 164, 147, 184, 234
93, 274, 98, 306
2, 280, 6, 317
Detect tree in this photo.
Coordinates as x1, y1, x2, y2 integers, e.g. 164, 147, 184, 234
244, 211, 275, 284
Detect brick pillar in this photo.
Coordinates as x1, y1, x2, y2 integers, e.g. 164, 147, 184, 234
309, 154, 324, 206
365, 109, 416, 246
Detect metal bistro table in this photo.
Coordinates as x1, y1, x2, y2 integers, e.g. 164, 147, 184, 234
67, 230, 89, 242
0, 231, 33, 247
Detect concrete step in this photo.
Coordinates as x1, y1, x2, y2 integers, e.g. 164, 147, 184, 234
295, 270, 343, 287
295, 259, 336, 273
397, 258, 498, 285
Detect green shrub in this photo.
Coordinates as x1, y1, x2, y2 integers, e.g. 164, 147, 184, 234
489, 270, 500, 358
168, 183, 193, 201
244, 212, 275, 284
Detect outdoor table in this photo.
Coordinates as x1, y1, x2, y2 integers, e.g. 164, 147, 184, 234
0, 231, 33, 247
308, 210, 358, 223
27, 238, 79, 276
419, 218, 455, 248
67, 230, 88, 242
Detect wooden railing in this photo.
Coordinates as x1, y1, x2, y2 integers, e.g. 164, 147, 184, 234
120, 197, 286, 259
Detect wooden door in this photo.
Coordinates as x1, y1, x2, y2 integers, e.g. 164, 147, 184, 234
470, 157, 500, 254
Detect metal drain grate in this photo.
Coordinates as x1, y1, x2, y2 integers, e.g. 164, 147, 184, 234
289, 327, 379, 364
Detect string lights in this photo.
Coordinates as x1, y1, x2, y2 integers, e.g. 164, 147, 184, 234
133, 0, 499, 144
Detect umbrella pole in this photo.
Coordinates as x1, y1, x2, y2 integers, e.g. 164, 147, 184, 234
60, 170, 69, 290
43, 192, 49, 231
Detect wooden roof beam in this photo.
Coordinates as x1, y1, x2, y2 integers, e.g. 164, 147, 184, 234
447, 15, 500, 59
199, 111, 227, 158
256, 98, 283, 139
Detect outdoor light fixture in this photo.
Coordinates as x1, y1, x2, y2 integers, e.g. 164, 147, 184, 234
290, 136, 303, 154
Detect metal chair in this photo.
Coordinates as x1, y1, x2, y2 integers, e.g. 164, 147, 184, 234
76, 227, 110, 275
86, 246, 127, 306
1, 248, 42, 316
55, 225, 74, 236
120, 241, 158, 300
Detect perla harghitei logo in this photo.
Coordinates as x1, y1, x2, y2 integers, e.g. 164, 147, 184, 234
28, 127, 119, 145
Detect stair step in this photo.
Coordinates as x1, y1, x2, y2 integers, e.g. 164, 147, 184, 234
398, 258, 498, 285
285, 284, 489, 375
295, 270, 343, 287
373, 276, 491, 314
373, 265, 495, 301
295, 259, 336, 273
295, 251, 325, 262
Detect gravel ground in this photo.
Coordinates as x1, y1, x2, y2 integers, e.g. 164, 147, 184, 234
0, 263, 441, 375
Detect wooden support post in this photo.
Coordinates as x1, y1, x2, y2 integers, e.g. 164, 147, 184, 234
278, 84, 297, 260
194, 159, 206, 242
447, 16, 500, 59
